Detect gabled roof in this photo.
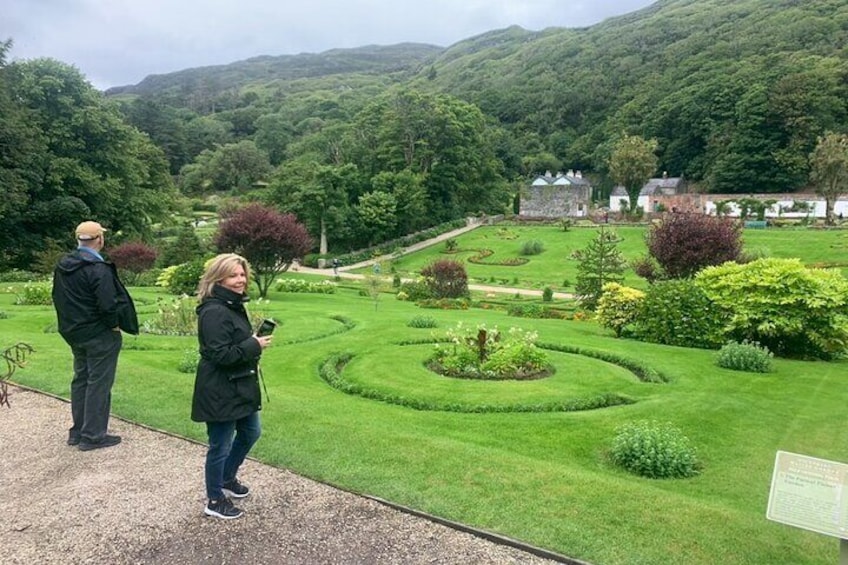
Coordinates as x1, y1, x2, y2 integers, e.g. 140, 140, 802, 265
611, 176, 683, 197
531, 170, 592, 187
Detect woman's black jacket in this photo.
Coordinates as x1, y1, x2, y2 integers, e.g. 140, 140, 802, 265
191, 284, 262, 423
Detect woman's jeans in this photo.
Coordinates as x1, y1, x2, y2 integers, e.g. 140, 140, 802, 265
205, 411, 261, 500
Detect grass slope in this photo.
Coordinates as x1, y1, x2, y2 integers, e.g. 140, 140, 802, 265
3, 278, 847, 565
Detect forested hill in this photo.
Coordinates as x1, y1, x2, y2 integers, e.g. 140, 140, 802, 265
105, 42, 443, 97
419, 0, 848, 192
107, 0, 848, 195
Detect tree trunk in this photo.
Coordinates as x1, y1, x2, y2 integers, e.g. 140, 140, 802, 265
319, 216, 328, 255
826, 197, 835, 226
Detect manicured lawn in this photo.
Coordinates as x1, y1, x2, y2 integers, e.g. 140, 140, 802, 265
365, 224, 848, 290
3, 280, 847, 565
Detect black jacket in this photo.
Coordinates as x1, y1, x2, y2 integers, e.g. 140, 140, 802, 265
52, 248, 139, 345
191, 284, 263, 422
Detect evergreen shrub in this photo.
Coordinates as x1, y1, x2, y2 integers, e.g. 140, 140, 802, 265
633, 279, 726, 349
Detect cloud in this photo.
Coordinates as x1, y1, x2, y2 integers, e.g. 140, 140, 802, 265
3, 0, 655, 89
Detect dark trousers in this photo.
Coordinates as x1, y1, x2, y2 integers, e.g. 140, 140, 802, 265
69, 331, 122, 443
205, 412, 261, 500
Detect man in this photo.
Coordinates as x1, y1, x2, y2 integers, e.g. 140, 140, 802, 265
52, 221, 139, 451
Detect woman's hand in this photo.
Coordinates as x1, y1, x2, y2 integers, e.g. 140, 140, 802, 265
254, 335, 273, 349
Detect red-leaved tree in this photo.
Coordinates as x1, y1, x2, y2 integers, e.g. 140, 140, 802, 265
421, 259, 469, 299
646, 212, 742, 279
214, 204, 313, 297
109, 241, 158, 285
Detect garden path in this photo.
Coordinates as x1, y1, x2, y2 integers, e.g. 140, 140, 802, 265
1, 385, 577, 564
295, 222, 574, 300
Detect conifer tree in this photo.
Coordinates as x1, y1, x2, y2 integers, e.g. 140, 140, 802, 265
574, 228, 627, 310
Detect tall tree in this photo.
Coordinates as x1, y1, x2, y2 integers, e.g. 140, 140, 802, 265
214, 204, 313, 298
608, 134, 658, 214
809, 132, 848, 226
0, 55, 176, 268
270, 162, 358, 255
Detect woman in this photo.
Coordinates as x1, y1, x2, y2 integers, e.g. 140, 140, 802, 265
191, 253, 272, 520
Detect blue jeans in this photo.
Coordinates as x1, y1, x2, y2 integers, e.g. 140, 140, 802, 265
205, 411, 261, 500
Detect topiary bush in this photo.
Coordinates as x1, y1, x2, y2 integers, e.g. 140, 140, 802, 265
610, 420, 700, 479
542, 286, 554, 302
633, 279, 727, 349
716, 340, 773, 373
646, 212, 742, 279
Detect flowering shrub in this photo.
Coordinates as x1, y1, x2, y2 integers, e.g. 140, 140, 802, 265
430, 322, 550, 380
142, 296, 197, 335
14, 283, 52, 305
275, 278, 336, 294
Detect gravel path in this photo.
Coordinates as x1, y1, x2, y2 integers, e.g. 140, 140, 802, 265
1, 386, 572, 564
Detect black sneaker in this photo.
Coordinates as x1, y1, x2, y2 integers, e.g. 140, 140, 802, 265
205, 497, 243, 520
67, 432, 81, 446
223, 478, 250, 498
78, 434, 122, 451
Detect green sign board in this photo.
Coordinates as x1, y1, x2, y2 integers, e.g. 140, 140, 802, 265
767, 451, 848, 539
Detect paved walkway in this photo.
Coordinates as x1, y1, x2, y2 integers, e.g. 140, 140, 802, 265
295, 222, 573, 300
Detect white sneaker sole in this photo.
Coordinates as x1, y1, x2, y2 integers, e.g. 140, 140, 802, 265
204, 506, 243, 519
222, 487, 250, 499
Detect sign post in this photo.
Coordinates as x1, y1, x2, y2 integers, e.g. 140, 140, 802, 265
767, 451, 848, 563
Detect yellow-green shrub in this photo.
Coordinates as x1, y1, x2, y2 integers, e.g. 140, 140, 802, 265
696, 258, 848, 359
596, 283, 644, 337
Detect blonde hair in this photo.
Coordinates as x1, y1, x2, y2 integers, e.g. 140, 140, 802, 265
196, 253, 251, 300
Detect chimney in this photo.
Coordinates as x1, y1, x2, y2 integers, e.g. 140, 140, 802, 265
567, 169, 574, 177
663, 171, 668, 179
575, 170, 582, 178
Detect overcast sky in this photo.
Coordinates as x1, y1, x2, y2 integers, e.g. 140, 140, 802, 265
4, 0, 655, 90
